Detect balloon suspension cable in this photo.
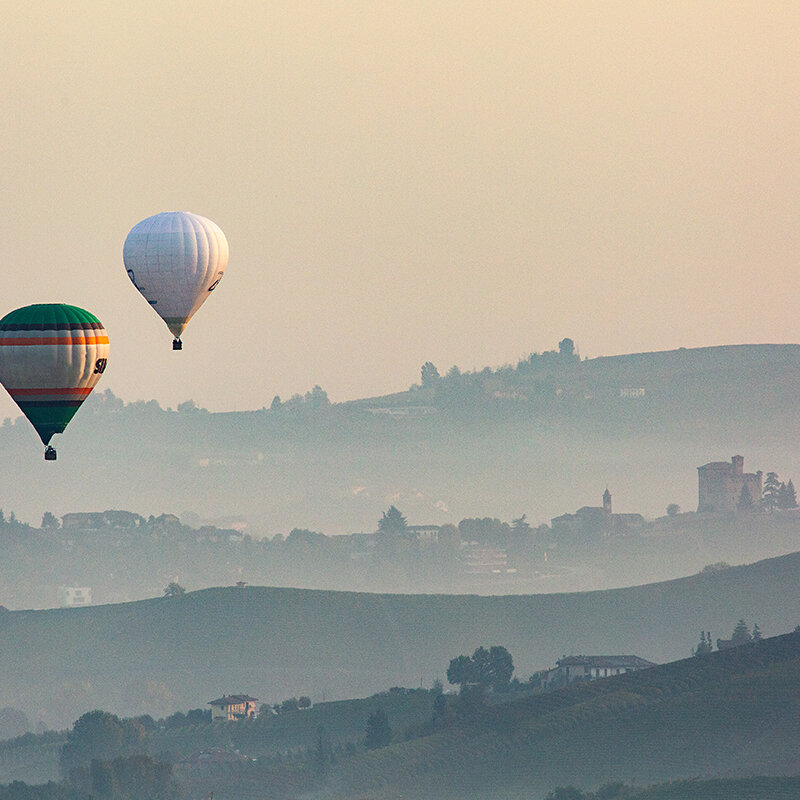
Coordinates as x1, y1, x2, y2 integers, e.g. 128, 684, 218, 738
44, 445, 57, 461
173, 338, 183, 351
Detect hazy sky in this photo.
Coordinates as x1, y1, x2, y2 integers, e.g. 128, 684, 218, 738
1, 1, 799, 414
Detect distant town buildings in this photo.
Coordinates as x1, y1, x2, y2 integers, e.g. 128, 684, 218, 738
61, 511, 143, 530
550, 490, 645, 536
697, 455, 762, 513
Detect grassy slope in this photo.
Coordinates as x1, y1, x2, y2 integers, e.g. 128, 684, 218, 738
147, 689, 435, 760
334, 632, 800, 800
2, 551, 800, 729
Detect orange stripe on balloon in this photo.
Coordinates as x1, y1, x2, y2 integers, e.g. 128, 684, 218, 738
0, 336, 109, 345
8, 388, 94, 396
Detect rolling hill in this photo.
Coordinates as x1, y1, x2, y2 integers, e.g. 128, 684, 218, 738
333, 630, 800, 799
2, 342, 800, 538
2, 549, 800, 729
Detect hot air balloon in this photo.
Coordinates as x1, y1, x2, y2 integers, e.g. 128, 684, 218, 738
0, 304, 109, 460
123, 211, 229, 349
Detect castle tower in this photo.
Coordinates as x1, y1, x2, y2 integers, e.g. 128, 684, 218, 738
603, 488, 612, 514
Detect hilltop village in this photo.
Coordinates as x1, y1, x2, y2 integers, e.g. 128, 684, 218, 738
0, 454, 797, 610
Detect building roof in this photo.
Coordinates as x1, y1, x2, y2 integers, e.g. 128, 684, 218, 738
575, 506, 607, 515
556, 655, 656, 669
208, 694, 259, 707
698, 461, 733, 471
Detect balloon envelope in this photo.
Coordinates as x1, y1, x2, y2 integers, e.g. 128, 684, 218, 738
123, 211, 229, 339
0, 304, 109, 445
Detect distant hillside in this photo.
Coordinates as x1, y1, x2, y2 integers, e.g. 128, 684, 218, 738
3, 550, 800, 729
334, 631, 800, 799
1, 342, 800, 538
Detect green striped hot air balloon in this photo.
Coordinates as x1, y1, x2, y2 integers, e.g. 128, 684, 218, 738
0, 304, 109, 460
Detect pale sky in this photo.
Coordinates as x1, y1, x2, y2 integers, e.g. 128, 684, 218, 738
1, 1, 799, 413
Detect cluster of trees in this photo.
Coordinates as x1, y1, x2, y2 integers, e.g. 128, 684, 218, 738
446, 645, 514, 692
1, 755, 177, 800
59, 712, 148, 777
162, 582, 185, 597
159, 708, 210, 729
736, 472, 797, 512
760, 472, 798, 511
419, 339, 581, 391
268, 385, 330, 412
694, 619, 762, 656
75, 755, 178, 800
263, 696, 312, 715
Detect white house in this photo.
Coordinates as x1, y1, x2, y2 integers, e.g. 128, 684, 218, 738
541, 655, 655, 690
58, 586, 92, 607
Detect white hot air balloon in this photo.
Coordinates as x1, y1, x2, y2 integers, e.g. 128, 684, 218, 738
123, 211, 229, 349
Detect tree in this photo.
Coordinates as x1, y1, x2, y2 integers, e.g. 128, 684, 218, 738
270, 394, 281, 410
666, 503, 680, 517
511, 514, 532, 534
762, 472, 781, 512
779, 479, 798, 509
280, 697, 299, 713
420, 362, 440, 388
162, 582, 185, 598
305, 385, 330, 408
731, 619, 752, 645
432, 692, 447, 719
41, 511, 60, 530
446, 654, 475, 688
447, 646, 514, 692
558, 338, 576, 358
378, 506, 407, 536
314, 725, 329, 777
694, 631, 713, 656
364, 708, 391, 750
298, 696, 312, 709
752, 624, 763, 641
60, 711, 126, 776
737, 485, 754, 511
95, 754, 179, 800
486, 645, 514, 689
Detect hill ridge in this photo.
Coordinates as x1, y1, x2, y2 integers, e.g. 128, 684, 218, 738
3, 550, 800, 728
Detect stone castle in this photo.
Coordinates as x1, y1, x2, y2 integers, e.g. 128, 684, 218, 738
697, 455, 762, 513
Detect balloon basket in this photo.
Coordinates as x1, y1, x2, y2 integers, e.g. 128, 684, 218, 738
44, 446, 57, 461
172, 338, 183, 351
